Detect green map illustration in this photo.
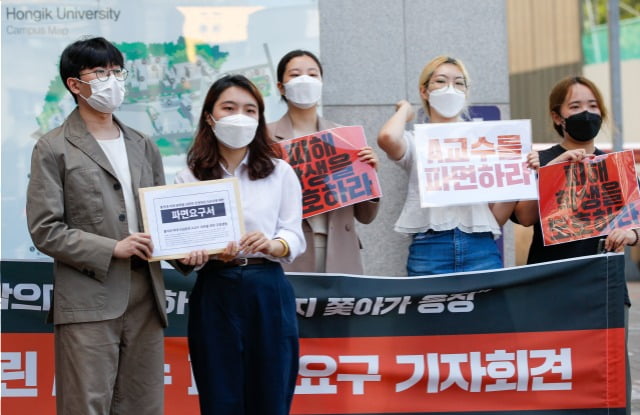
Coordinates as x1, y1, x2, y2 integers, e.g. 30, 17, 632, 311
36, 36, 272, 156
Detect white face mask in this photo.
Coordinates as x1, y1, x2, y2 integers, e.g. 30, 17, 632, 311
77, 75, 125, 113
284, 75, 323, 109
428, 84, 466, 118
212, 113, 259, 149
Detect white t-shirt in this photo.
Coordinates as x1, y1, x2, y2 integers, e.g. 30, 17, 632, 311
393, 130, 501, 238
96, 131, 139, 234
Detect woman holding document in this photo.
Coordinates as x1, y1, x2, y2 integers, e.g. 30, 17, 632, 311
175, 74, 305, 415
268, 49, 379, 274
377, 55, 514, 276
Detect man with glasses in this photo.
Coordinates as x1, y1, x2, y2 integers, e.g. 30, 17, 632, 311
26, 36, 191, 415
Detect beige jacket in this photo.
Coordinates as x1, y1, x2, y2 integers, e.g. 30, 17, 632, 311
268, 113, 379, 274
26, 108, 178, 326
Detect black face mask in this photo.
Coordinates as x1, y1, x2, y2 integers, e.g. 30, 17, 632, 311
560, 110, 602, 142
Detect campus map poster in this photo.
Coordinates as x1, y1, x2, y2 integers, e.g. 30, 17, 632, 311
0, 0, 319, 261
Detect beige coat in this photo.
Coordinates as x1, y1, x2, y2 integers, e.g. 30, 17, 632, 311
26, 108, 177, 326
268, 113, 379, 274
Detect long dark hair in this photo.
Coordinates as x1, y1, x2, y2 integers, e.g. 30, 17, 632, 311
276, 50, 323, 103
276, 49, 323, 83
187, 74, 281, 180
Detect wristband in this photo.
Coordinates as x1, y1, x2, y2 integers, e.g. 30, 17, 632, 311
275, 238, 289, 257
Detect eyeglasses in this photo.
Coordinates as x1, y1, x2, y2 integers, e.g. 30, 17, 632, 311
79, 68, 128, 82
427, 77, 467, 92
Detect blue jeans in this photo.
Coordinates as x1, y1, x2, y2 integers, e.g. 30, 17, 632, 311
407, 228, 502, 276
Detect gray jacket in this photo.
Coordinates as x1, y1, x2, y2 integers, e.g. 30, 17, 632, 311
26, 108, 173, 326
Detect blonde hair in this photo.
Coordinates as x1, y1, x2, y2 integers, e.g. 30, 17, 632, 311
417, 55, 470, 116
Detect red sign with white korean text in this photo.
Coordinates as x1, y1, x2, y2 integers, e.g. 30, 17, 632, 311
414, 120, 537, 207
3, 330, 625, 415
291, 330, 625, 414
275, 126, 382, 218
538, 150, 640, 246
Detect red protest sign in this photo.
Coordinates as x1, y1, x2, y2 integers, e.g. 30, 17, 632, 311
275, 126, 382, 218
538, 149, 640, 245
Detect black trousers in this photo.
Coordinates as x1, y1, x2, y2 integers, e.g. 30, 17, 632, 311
188, 261, 299, 415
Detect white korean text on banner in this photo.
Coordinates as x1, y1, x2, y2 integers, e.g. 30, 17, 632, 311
1, 254, 628, 414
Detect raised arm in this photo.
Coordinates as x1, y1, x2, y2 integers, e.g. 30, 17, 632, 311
377, 100, 414, 161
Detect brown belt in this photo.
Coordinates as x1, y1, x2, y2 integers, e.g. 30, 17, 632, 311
206, 258, 273, 268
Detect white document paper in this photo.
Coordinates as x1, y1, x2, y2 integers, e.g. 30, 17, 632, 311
139, 178, 244, 261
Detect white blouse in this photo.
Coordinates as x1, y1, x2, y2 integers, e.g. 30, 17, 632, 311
393, 130, 501, 238
175, 153, 306, 263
